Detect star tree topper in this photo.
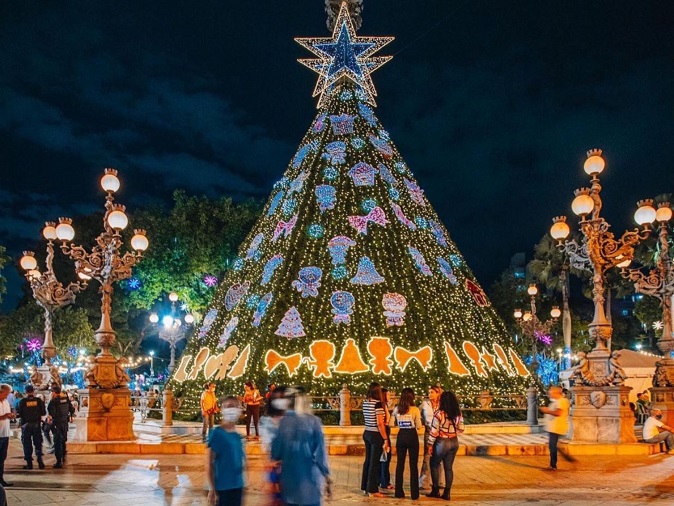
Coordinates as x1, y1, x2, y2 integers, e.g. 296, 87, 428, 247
295, 1, 394, 108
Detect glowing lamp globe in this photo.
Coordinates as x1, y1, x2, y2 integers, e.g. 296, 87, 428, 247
523, 312, 533, 322
572, 193, 594, 217
550, 218, 570, 241
527, 284, 538, 296
513, 309, 523, 319
107, 209, 128, 231
19, 252, 37, 271
149, 313, 159, 324
100, 169, 121, 193
550, 306, 562, 319
131, 230, 149, 251
162, 315, 174, 328
583, 151, 605, 176
184, 314, 195, 324
56, 219, 75, 241
42, 223, 57, 241
616, 257, 631, 269
168, 291, 179, 302
656, 204, 673, 223
28, 269, 41, 279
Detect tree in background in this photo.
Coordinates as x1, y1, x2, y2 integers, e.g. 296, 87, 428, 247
0, 245, 8, 304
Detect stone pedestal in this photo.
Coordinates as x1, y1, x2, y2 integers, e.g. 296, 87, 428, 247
73, 387, 135, 441
649, 386, 674, 428
571, 385, 636, 443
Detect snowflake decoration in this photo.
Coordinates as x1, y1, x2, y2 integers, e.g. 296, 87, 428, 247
653, 321, 664, 331
331, 265, 348, 280
361, 198, 378, 213
203, 275, 218, 288
232, 258, 245, 271
323, 167, 339, 181
246, 294, 261, 309
351, 137, 365, 149
378, 129, 390, 141
26, 338, 42, 353
389, 187, 400, 201
394, 161, 407, 174
282, 198, 297, 217
307, 224, 325, 239
127, 277, 141, 290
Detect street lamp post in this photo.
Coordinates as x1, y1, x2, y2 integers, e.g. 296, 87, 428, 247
149, 350, 155, 378
54, 168, 149, 442
148, 292, 194, 374
19, 228, 87, 388
619, 201, 674, 423
514, 284, 559, 425
550, 148, 654, 442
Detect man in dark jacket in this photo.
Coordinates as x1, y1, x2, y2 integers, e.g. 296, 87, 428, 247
47, 385, 74, 468
17, 385, 45, 469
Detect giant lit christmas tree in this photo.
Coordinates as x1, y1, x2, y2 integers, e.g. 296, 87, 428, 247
168, 2, 529, 409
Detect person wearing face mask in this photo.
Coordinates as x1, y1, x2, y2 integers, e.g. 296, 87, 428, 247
207, 396, 246, 506
419, 385, 442, 490
642, 408, 674, 454
260, 386, 287, 506
540, 386, 570, 470
201, 383, 218, 443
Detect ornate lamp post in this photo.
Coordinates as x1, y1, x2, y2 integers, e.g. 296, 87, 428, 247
55, 168, 148, 442
550, 149, 655, 442
19, 225, 87, 388
514, 284, 559, 425
148, 291, 194, 374
620, 201, 674, 422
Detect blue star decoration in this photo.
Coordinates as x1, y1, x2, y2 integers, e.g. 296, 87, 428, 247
295, 2, 393, 108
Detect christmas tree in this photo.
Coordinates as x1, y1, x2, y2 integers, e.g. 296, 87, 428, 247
168, 2, 529, 409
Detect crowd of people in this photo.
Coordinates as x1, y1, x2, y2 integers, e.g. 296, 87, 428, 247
202, 381, 466, 505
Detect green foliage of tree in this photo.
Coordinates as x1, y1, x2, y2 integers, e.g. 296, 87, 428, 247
487, 269, 527, 338
634, 295, 661, 333
127, 190, 262, 314
0, 245, 9, 304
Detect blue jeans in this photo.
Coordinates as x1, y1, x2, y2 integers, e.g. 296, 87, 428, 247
361, 431, 384, 493
379, 425, 391, 487
430, 437, 458, 494
548, 432, 560, 468
644, 431, 674, 450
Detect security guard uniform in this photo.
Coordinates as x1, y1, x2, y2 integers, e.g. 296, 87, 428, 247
47, 389, 74, 468
17, 391, 45, 469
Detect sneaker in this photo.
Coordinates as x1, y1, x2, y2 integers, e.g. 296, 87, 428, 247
544, 466, 557, 471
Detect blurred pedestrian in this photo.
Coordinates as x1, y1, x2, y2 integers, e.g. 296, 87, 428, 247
390, 387, 423, 499
361, 382, 390, 497
419, 385, 442, 489
271, 386, 332, 506
206, 396, 246, 506
260, 386, 288, 506
242, 381, 262, 441
17, 385, 45, 469
540, 385, 570, 470
0, 384, 16, 486
427, 390, 464, 500
201, 382, 218, 443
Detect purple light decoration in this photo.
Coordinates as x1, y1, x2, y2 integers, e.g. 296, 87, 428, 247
535, 331, 553, 346
25, 338, 42, 353
203, 274, 218, 288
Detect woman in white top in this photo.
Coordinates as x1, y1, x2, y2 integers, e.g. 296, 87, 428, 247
390, 388, 423, 500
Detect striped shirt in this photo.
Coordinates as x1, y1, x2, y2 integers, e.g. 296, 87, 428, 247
362, 399, 384, 432
428, 411, 464, 445
390, 405, 422, 431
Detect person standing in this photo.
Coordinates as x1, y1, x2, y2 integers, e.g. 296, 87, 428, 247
419, 385, 442, 489
206, 396, 246, 506
47, 385, 74, 468
361, 382, 390, 498
390, 388, 423, 500
0, 384, 16, 487
427, 390, 464, 500
540, 385, 570, 470
201, 382, 218, 443
17, 385, 45, 469
260, 386, 288, 506
242, 381, 262, 441
379, 388, 393, 490
271, 387, 332, 506
642, 408, 674, 454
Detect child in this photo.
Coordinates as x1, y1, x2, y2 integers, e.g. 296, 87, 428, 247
207, 396, 246, 506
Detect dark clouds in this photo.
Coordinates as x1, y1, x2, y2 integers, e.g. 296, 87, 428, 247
1, 0, 673, 310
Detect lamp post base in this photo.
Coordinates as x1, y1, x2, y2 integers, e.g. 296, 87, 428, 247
72, 388, 135, 441
570, 385, 636, 443
526, 386, 539, 426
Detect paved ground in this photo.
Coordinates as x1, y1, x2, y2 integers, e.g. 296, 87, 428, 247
3, 443, 674, 505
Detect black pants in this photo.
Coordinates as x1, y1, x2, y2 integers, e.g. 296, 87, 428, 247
548, 432, 560, 468
53, 422, 68, 463
245, 405, 260, 436
217, 487, 243, 506
21, 423, 43, 462
430, 437, 459, 496
0, 437, 7, 481
361, 430, 384, 493
395, 429, 420, 499
379, 425, 392, 487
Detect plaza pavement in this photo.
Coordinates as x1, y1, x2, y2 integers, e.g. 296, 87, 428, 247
2, 442, 673, 505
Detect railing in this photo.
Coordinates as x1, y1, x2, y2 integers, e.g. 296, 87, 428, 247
155, 385, 527, 427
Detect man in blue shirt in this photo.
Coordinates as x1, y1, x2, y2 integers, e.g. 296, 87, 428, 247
207, 396, 245, 506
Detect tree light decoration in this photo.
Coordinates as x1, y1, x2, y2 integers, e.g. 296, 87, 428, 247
26, 337, 43, 353
203, 274, 218, 288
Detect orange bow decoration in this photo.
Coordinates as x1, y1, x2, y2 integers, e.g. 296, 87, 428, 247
264, 350, 303, 376
394, 346, 432, 372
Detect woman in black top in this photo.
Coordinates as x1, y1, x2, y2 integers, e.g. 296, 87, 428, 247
361, 382, 390, 497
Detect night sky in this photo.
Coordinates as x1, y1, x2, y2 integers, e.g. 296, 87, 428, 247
1, 0, 673, 310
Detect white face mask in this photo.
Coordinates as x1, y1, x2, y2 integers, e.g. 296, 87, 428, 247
221, 407, 242, 423
271, 398, 290, 411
